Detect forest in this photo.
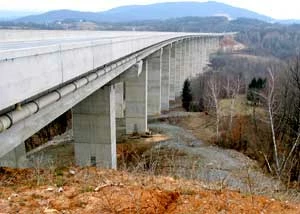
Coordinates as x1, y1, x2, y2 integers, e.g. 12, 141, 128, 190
184, 39, 300, 186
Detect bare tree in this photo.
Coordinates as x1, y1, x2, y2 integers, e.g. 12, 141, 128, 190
224, 75, 241, 131
266, 69, 280, 176
207, 74, 222, 140
259, 67, 300, 180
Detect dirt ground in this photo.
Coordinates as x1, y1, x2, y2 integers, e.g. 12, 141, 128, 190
0, 167, 299, 214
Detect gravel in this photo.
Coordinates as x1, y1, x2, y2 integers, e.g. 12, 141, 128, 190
149, 122, 283, 194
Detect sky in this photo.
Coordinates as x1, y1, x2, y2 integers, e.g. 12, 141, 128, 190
0, 0, 298, 20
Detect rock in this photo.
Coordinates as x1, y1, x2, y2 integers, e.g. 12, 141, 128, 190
57, 187, 64, 192
46, 187, 55, 192
8, 193, 18, 200
44, 208, 59, 213
69, 170, 76, 175
95, 184, 111, 192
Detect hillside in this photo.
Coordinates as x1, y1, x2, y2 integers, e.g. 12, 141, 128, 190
1, 108, 299, 213
0, 167, 299, 213
16, 1, 273, 23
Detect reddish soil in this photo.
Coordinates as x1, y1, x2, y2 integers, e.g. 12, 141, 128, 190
0, 167, 299, 214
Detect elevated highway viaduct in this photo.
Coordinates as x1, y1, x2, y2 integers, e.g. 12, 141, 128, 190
0, 30, 231, 168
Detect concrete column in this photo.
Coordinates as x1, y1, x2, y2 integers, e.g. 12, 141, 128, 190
190, 39, 194, 77
125, 62, 148, 134
0, 143, 27, 168
203, 37, 208, 68
180, 40, 186, 91
169, 44, 176, 101
147, 50, 162, 116
193, 38, 197, 76
188, 39, 193, 78
216, 38, 220, 50
193, 38, 199, 77
208, 37, 212, 53
199, 38, 203, 74
175, 41, 182, 97
194, 38, 201, 76
198, 37, 208, 74
193, 38, 196, 75
183, 39, 189, 81
73, 85, 116, 169
161, 45, 171, 111
115, 82, 125, 118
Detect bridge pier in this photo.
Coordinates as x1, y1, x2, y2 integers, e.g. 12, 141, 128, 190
147, 50, 162, 115
125, 62, 148, 134
180, 40, 186, 86
195, 38, 201, 76
186, 38, 192, 79
192, 38, 198, 77
161, 45, 171, 111
175, 41, 182, 97
115, 82, 125, 118
73, 85, 116, 168
0, 143, 27, 168
169, 44, 176, 101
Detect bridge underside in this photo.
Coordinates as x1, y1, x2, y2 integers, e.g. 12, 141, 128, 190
0, 35, 220, 168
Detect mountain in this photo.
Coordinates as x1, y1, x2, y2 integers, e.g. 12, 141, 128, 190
15, 9, 100, 23
277, 19, 300, 24
16, 1, 274, 23
0, 10, 39, 21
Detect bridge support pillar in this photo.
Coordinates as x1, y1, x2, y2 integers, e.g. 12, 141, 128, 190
192, 38, 198, 77
202, 38, 208, 72
180, 40, 186, 90
185, 39, 191, 80
161, 45, 171, 111
147, 50, 162, 116
125, 62, 148, 134
0, 143, 27, 168
169, 44, 176, 101
115, 82, 125, 118
195, 38, 201, 76
175, 41, 182, 97
190, 39, 194, 77
73, 85, 116, 169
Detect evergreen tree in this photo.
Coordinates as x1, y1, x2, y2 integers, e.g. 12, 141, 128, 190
247, 77, 266, 104
182, 79, 193, 111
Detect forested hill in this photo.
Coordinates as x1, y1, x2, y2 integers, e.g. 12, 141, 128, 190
104, 17, 300, 59
16, 1, 273, 23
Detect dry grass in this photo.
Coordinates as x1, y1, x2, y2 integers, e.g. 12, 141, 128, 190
219, 95, 265, 116
0, 167, 299, 214
177, 113, 216, 143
